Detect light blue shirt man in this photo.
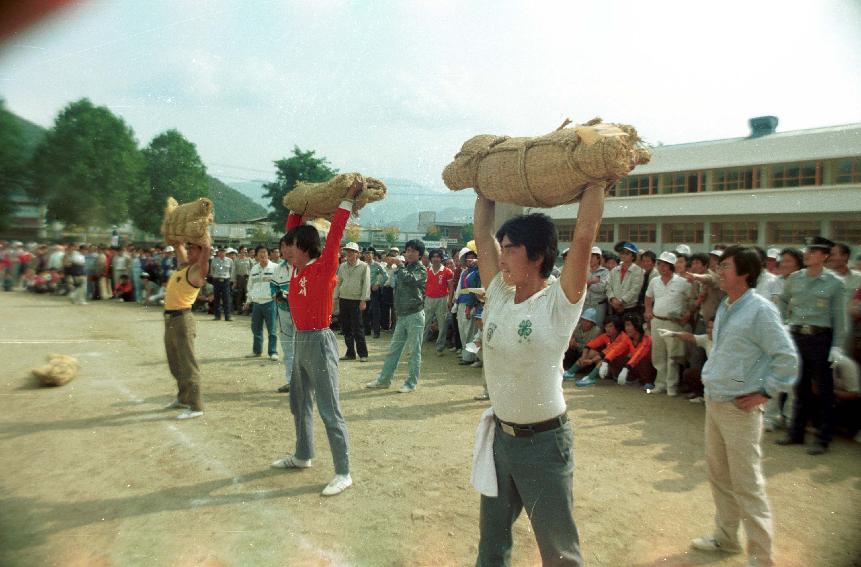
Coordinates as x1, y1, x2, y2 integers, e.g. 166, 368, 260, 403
702, 289, 799, 402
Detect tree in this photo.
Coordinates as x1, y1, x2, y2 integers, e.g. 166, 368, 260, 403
29, 98, 145, 227
383, 225, 400, 248
461, 223, 474, 242
345, 223, 362, 243
132, 129, 208, 235
0, 100, 29, 230
263, 146, 338, 231
423, 224, 441, 240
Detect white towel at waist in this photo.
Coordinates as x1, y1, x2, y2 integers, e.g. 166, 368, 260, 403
471, 406, 498, 497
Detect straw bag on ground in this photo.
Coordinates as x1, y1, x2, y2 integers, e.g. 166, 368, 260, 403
161, 197, 214, 246
442, 118, 651, 207
31, 354, 79, 387
282, 173, 386, 218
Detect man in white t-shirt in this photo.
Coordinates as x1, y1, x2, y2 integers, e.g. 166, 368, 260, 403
645, 251, 692, 396
471, 183, 604, 567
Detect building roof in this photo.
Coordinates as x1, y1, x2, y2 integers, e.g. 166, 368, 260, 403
632, 122, 861, 174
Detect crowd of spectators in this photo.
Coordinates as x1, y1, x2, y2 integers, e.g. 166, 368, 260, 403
3, 234, 860, 448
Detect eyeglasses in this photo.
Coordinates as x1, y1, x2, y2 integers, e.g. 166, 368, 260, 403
717, 262, 733, 272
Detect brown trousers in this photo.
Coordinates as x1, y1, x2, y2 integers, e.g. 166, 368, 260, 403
164, 312, 203, 410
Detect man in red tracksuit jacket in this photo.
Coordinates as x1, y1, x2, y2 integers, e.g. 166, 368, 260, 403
270, 177, 362, 497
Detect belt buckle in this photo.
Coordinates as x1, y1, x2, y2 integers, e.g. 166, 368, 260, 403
500, 422, 516, 436
801, 325, 813, 335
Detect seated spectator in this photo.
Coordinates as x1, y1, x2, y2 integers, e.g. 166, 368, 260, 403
193, 282, 215, 313
112, 274, 134, 302
567, 317, 627, 383
670, 320, 715, 403
140, 272, 165, 306
563, 308, 602, 372
600, 313, 656, 386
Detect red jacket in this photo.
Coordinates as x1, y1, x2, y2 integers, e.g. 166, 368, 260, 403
286, 204, 350, 331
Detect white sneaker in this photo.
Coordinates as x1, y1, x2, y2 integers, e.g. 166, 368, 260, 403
359, 357, 368, 362
177, 410, 203, 420
165, 399, 189, 410
470, 360, 483, 368
647, 385, 667, 395
269, 354, 279, 361
667, 389, 679, 397
690, 536, 742, 554
271, 455, 311, 469
321, 474, 352, 496
398, 384, 415, 393
689, 396, 705, 404
365, 380, 389, 389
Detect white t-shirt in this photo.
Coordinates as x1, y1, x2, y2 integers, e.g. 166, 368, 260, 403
482, 273, 585, 424
755, 271, 781, 303
646, 274, 691, 319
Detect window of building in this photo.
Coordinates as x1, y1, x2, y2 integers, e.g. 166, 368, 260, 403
711, 222, 758, 244
556, 224, 574, 242
834, 158, 861, 184
615, 175, 652, 197
831, 221, 861, 243
660, 172, 699, 194
712, 168, 754, 191
766, 221, 821, 244
619, 223, 657, 243
771, 162, 818, 188
663, 223, 704, 243
596, 223, 614, 242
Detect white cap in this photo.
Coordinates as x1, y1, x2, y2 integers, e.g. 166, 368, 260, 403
389, 247, 400, 253
227, 247, 237, 253
342, 242, 360, 252
458, 246, 472, 258
708, 249, 722, 257
674, 244, 691, 256
590, 246, 602, 255
164, 245, 174, 252
657, 251, 677, 265
766, 247, 780, 259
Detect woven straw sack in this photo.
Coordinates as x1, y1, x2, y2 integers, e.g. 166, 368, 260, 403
442, 118, 651, 207
282, 173, 387, 218
161, 197, 214, 246
32, 354, 79, 387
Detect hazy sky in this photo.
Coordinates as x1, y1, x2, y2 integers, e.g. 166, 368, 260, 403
1, 0, 860, 189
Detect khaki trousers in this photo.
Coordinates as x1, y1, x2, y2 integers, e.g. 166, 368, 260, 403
704, 400, 774, 567
650, 317, 684, 392
164, 312, 203, 411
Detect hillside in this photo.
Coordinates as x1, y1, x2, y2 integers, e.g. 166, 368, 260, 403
8, 112, 47, 157
207, 176, 268, 223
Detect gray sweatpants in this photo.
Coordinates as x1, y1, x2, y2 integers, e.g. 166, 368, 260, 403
477, 421, 582, 567
289, 328, 350, 475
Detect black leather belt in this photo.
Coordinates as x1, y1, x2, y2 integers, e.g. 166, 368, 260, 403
214, 277, 229, 282
164, 309, 190, 318
495, 414, 569, 437
790, 325, 830, 336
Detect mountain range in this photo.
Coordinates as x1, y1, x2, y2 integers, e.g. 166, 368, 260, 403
224, 177, 475, 230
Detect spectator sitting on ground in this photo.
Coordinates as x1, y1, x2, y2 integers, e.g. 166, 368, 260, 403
670, 318, 714, 403
140, 272, 166, 306
565, 316, 624, 381
579, 312, 654, 387
562, 307, 602, 375
112, 274, 134, 302
193, 281, 215, 313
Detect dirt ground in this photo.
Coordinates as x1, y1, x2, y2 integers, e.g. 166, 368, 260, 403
0, 291, 859, 567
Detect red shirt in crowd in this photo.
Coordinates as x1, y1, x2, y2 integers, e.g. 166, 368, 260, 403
113, 281, 133, 297
425, 265, 454, 298
604, 334, 652, 367
286, 204, 350, 331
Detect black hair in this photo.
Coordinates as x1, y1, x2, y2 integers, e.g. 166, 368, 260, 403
752, 246, 767, 263
254, 245, 269, 256
690, 252, 710, 267
623, 312, 645, 335
720, 245, 761, 288
604, 316, 623, 332
283, 226, 322, 259
404, 239, 426, 257
779, 247, 803, 272
640, 250, 657, 262
832, 242, 851, 257
494, 213, 557, 278
429, 248, 444, 260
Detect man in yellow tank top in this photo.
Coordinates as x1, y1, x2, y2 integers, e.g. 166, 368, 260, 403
163, 241, 211, 420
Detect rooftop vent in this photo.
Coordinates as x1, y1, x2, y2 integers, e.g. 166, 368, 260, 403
748, 116, 778, 138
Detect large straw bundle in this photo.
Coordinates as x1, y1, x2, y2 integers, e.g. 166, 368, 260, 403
31, 354, 79, 387
442, 118, 651, 207
283, 173, 386, 218
161, 197, 214, 246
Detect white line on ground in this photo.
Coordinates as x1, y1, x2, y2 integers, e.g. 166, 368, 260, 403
0, 339, 121, 344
